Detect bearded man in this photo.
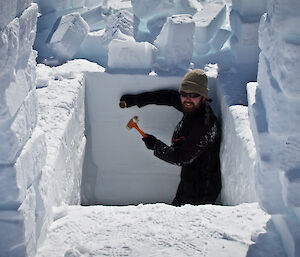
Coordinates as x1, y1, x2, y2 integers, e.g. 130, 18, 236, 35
120, 69, 221, 206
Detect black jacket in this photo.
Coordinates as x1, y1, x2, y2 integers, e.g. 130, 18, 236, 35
128, 89, 221, 206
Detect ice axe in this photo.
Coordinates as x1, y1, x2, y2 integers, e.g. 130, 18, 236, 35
126, 116, 147, 138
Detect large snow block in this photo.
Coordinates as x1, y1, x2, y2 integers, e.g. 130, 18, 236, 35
0, 128, 46, 208
0, 0, 17, 29
47, 13, 89, 60
232, 0, 266, 18
36, 62, 86, 207
0, 88, 38, 165
75, 30, 107, 64
230, 10, 259, 45
108, 39, 157, 70
220, 104, 257, 205
154, 14, 195, 70
193, 3, 226, 44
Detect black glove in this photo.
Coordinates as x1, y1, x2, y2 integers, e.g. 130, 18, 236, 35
142, 134, 158, 150
119, 94, 136, 108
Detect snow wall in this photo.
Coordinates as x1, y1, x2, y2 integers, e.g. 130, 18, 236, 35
1, 0, 300, 257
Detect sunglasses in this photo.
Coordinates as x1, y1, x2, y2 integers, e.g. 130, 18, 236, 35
179, 91, 201, 98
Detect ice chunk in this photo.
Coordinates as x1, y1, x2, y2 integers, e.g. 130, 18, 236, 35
47, 13, 89, 60
154, 14, 195, 70
0, 128, 46, 207
0, 89, 38, 165
193, 3, 226, 44
108, 38, 157, 70
0, 0, 17, 29
230, 10, 260, 45
232, 0, 266, 18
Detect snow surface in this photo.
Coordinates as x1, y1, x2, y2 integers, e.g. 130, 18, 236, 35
36, 203, 288, 257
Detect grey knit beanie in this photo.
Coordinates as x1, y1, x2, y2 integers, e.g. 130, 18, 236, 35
179, 69, 209, 98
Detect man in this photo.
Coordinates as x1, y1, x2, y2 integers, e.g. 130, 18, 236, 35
120, 69, 221, 206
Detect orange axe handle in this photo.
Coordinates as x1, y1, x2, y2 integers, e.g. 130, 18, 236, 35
132, 123, 147, 138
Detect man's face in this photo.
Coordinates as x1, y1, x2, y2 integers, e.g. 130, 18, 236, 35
180, 91, 205, 114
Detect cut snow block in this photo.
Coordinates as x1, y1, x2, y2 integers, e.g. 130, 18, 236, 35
232, 0, 266, 18
230, 35, 260, 64
0, 89, 38, 165
273, 214, 300, 257
0, 18, 19, 78
47, 13, 89, 60
281, 169, 300, 207
18, 4, 38, 68
0, 128, 46, 207
75, 29, 107, 63
154, 14, 195, 69
0, 185, 37, 257
230, 10, 259, 45
0, 0, 17, 29
108, 39, 157, 70
193, 3, 226, 43
220, 105, 257, 205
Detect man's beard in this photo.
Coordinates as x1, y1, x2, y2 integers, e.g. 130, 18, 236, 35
182, 101, 200, 114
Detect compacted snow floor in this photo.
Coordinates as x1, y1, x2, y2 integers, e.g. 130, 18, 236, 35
36, 203, 286, 257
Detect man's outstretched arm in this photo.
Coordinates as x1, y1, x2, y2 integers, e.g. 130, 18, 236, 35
120, 90, 182, 111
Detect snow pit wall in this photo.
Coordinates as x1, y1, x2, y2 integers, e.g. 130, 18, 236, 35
82, 72, 183, 205
81, 70, 258, 207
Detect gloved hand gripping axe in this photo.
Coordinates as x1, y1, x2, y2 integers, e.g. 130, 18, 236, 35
126, 116, 147, 138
